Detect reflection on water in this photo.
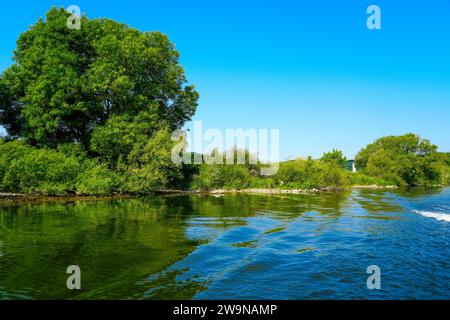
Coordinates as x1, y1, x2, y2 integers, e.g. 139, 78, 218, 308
0, 188, 449, 299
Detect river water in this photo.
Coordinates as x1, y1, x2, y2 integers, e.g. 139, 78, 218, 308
0, 188, 449, 299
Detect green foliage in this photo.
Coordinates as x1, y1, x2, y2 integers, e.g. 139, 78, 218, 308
321, 149, 347, 169
0, 139, 30, 181
273, 157, 348, 189
0, 139, 122, 196
355, 134, 445, 186
121, 126, 182, 193
0, 7, 200, 196
192, 164, 252, 190
56, 143, 89, 163
437, 153, 450, 185
0, 141, 80, 195
76, 161, 121, 195
190, 155, 349, 191
440, 164, 450, 185
1, 8, 449, 196
348, 172, 393, 186
0, 7, 198, 148
90, 111, 159, 166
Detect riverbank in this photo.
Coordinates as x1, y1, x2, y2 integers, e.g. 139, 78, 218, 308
1, 186, 448, 299
0, 185, 398, 204
0, 192, 134, 206
156, 185, 398, 196
0, 185, 400, 205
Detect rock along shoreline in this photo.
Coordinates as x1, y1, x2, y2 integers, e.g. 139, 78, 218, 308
155, 185, 398, 196
0, 185, 399, 205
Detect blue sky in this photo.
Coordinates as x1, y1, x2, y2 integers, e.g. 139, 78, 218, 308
1, 0, 450, 159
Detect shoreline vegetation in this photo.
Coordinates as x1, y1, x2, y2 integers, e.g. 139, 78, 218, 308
0, 184, 398, 198
1, 133, 449, 198
6, 184, 450, 207
1, 8, 450, 201
0, 185, 401, 206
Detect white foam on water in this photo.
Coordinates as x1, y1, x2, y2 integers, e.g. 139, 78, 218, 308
412, 210, 450, 222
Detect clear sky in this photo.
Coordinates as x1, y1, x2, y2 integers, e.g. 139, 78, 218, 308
1, 0, 450, 159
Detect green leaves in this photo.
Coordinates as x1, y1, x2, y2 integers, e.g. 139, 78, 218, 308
0, 7, 200, 195
321, 149, 347, 169
0, 7, 198, 148
90, 109, 160, 166
192, 164, 252, 190
355, 134, 444, 186
124, 126, 183, 192
76, 161, 121, 195
274, 158, 347, 189
0, 141, 80, 195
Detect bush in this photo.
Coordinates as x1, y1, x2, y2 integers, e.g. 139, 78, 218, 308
441, 165, 450, 185
76, 161, 121, 195
121, 126, 183, 193
249, 176, 277, 188
190, 156, 349, 191
1, 143, 80, 195
191, 164, 252, 190
273, 158, 348, 189
348, 172, 394, 186
0, 139, 31, 186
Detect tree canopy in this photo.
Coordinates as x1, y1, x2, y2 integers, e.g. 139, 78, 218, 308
0, 7, 198, 148
355, 133, 443, 186
321, 149, 348, 169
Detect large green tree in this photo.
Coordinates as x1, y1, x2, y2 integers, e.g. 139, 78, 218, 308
355, 134, 442, 185
0, 7, 198, 148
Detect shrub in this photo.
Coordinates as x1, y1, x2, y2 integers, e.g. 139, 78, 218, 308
191, 164, 251, 190
122, 126, 183, 193
76, 161, 121, 195
348, 172, 394, 186
273, 158, 348, 189
0, 140, 31, 187
2, 144, 80, 195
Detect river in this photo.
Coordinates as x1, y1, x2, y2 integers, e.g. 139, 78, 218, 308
0, 187, 449, 299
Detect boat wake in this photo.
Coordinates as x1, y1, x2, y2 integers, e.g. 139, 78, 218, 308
412, 210, 450, 222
